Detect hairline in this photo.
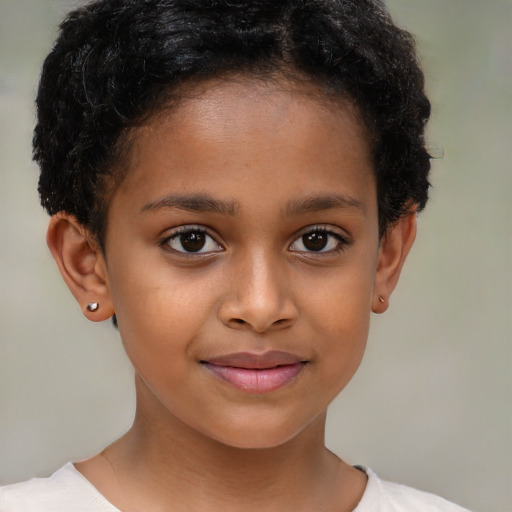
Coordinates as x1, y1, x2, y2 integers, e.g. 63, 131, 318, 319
96, 70, 376, 250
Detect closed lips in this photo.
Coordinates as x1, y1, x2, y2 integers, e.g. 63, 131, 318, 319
201, 351, 308, 393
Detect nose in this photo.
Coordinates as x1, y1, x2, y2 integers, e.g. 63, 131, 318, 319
218, 250, 298, 334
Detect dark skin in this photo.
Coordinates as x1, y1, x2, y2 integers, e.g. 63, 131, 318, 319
47, 77, 416, 511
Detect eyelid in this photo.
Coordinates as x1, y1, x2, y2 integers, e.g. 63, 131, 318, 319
161, 225, 224, 254
288, 224, 351, 253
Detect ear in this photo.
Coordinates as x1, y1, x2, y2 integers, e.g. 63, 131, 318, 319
372, 211, 417, 314
46, 213, 115, 322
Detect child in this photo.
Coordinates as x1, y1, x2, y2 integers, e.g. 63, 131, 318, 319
0, 0, 472, 510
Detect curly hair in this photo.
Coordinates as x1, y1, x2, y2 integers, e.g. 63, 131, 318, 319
34, 0, 431, 245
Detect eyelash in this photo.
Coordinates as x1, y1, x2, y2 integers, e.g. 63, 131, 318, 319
161, 226, 223, 255
289, 226, 350, 254
160, 225, 350, 255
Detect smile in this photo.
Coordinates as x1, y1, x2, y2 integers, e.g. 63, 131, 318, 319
201, 351, 308, 394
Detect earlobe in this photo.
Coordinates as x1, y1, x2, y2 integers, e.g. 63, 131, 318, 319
46, 213, 115, 322
372, 211, 417, 314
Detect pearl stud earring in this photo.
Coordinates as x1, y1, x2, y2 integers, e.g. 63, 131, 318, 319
86, 302, 99, 312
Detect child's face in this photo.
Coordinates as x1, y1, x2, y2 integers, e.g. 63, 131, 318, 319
100, 78, 385, 448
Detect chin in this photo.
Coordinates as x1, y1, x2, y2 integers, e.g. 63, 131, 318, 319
199, 412, 322, 451
212, 430, 301, 451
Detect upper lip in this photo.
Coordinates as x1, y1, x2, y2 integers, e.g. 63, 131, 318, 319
202, 351, 306, 369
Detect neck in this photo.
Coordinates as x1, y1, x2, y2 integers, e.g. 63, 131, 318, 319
81, 377, 365, 512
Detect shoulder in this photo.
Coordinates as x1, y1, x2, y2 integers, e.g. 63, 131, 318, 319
354, 467, 473, 512
0, 464, 119, 512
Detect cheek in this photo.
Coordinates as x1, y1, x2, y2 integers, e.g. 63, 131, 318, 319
304, 262, 375, 333
113, 255, 213, 325
301, 263, 375, 387
109, 266, 213, 372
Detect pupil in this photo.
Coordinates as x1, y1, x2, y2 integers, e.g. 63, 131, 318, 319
303, 232, 328, 251
180, 232, 206, 252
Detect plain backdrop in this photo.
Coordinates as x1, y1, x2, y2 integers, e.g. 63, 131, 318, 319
0, 1, 511, 511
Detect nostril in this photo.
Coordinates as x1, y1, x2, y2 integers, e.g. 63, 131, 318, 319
233, 318, 246, 324
272, 318, 291, 329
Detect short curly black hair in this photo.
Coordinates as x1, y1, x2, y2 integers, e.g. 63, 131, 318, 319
34, 0, 431, 245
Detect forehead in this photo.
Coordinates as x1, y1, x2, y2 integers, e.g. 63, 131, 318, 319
113, 76, 376, 218
167, 75, 364, 129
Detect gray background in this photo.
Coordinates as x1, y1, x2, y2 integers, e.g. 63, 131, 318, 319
0, 1, 510, 511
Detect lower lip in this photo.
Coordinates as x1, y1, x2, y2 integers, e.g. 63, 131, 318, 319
203, 362, 306, 394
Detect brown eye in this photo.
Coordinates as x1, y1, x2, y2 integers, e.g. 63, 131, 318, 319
290, 228, 347, 253
166, 228, 222, 254
302, 232, 328, 251
180, 231, 206, 252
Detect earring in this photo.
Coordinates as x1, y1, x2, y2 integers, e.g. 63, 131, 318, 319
86, 302, 99, 312
378, 296, 385, 304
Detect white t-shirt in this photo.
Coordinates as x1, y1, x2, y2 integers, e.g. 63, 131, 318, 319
0, 463, 472, 512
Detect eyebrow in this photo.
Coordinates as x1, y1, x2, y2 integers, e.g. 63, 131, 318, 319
284, 193, 365, 216
140, 192, 364, 217
140, 193, 239, 215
